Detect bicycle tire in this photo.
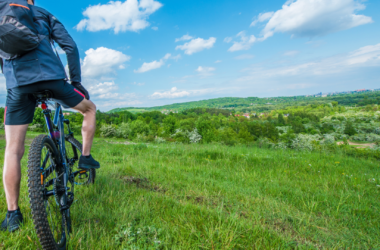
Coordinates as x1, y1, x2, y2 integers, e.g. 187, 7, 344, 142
65, 135, 96, 185
27, 135, 67, 250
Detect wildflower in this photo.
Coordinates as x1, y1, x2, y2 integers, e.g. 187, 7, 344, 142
309, 164, 312, 166
342, 173, 345, 175
335, 162, 340, 164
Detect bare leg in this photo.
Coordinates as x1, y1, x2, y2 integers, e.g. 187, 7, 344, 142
72, 99, 96, 156
3, 125, 28, 211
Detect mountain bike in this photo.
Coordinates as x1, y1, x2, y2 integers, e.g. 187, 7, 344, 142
27, 90, 96, 250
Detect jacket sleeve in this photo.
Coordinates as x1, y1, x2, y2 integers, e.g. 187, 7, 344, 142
48, 15, 81, 83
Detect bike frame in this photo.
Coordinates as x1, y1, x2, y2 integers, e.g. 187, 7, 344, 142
41, 102, 69, 194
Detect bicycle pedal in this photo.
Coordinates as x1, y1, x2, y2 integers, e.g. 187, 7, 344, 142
60, 205, 70, 211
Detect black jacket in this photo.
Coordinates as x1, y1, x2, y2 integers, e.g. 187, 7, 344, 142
3, 5, 81, 89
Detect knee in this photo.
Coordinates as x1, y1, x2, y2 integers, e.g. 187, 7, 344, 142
5, 145, 25, 160
84, 101, 96, 115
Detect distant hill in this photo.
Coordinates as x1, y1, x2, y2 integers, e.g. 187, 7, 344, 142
107, 91, 380, 114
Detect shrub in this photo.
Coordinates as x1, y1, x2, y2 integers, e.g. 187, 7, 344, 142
130, 120, 149, 137
115, 123, 131, 139
155, 137, 166, 144
344, 122, 357, 136
171, 129, 190, 143
188, 128, 202, 143
100, 124, 117, 137
291, 134, 321, 151
217, 127, 238, 146
257, 137, 274, 148
321, 134, 335, 145
351, 134, 380, 142
29, 124, 44, 132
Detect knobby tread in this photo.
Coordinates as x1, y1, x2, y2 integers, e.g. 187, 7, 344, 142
66, 136, 96, 184
27, 135, 64, 250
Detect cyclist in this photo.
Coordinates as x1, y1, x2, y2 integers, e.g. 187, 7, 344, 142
1, 0, 100, 232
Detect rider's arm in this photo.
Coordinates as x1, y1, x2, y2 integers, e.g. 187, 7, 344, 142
49, 15, 81, 83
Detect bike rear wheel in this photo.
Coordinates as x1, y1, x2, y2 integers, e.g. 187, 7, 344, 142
65, 135, 96, 185
28, 135, 68, 250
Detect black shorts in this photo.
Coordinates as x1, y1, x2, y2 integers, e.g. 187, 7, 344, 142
5, 80, 84, 125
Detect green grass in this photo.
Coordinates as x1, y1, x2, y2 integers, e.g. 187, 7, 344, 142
0, 132, 379, 249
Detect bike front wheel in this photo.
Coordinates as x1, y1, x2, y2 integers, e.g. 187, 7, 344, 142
28, 135, 68, 250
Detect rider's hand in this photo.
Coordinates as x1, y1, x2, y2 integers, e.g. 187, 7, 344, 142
72, 82, 90, 100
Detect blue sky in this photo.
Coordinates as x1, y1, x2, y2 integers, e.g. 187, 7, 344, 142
2, 0, 380, 110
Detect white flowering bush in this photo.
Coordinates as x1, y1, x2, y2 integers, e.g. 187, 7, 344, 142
291, 134, 321, 151
276, 126, 291, 134
351, 134, 380, 142
116, 123, 131, 139
154, 137, 166, 144
321, 134, 335, 145
274, 142, 287, 150
374, 127, 380, 135
330, 132, 348, 140
170, 128, 202, 143
29, 124, 44, 132
188, 128, 202, 143
257, 137, 275, 148
100, 124, 116, 137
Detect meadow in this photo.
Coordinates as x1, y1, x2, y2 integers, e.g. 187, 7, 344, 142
0, 132, 379, 249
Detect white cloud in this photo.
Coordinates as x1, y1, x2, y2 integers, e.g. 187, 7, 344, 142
283, 50, 299, 56
175, 34, 193, 42
134, 60, 165, 73
196, 66, 216, 77
150, 86, 231, 99
131, 82, 145, 86
170, 54, 182, 61
258, 0, 373, 41
88, 81, 118, 95
99, 100, 143, 108
240, 43, 380, 78
176, 37, 216, 55
226, 31, 256, 52
151, 26, 158, 30
81, 47, 130, 78
250, 11, 274, 26
224, 37, 233, 43
235, 54, 254, 60
87, 81, 138, 102
151, 87, 190, 99
196, 66, 215, 73
134, 53, 179, 73
215, 60, 222, 63
76, 0, 163, 33
56, 47, 66, 55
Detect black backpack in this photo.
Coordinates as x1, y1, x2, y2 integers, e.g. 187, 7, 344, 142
0, 0, 44, 60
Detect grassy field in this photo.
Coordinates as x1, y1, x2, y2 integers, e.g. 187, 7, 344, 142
0, 132, 379, 249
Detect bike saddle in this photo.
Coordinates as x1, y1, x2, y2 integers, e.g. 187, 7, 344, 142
32, 90, 54, 100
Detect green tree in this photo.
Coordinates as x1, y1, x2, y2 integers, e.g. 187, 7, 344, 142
163, 115, 177, 135
344, 122, 357, 136
277, 113, 285, 125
